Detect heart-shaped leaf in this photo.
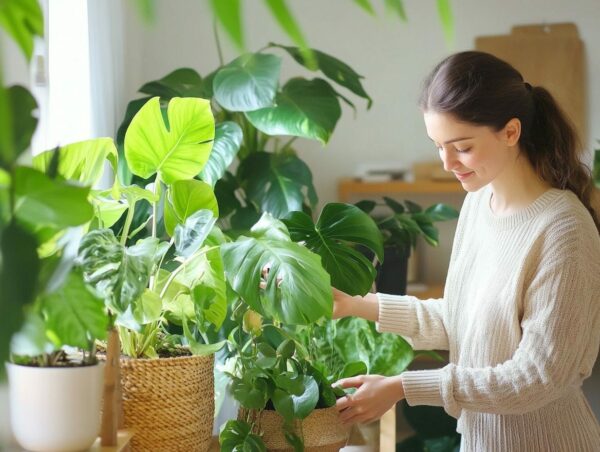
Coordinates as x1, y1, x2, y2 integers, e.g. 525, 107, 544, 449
283, 203, 383, 295
124, 97, 215, 184
238, 151, 317, 218
164, 179, 218, 236
174, 210, 217, 258
213, 53, 281, 112
221, 213, 331, 324
198, 122, 243, 187
139, 68, 204, 98
245, 77, 341, 144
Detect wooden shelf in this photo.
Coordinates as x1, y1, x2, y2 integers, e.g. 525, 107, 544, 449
338, 178, 464, 202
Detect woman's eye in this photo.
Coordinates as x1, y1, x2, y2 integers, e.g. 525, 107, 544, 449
456, 148, 471, 153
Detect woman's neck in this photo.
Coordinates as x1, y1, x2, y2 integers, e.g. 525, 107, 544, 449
489, 154, 552, 216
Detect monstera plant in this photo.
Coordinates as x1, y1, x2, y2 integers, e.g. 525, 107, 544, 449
114, 43, 371, 237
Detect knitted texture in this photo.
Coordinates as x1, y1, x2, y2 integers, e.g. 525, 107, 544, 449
376, 185, 600, 451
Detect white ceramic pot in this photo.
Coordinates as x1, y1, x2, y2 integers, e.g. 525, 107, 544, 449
6, 362, 104, 452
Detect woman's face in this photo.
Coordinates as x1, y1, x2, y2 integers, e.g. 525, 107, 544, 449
423, 111, 519, 192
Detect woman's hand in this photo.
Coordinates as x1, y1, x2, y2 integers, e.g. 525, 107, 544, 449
334, 374, 405, 425
332, 287, 357, 319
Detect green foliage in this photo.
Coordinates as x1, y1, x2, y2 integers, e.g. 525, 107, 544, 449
0, 0, 44, 61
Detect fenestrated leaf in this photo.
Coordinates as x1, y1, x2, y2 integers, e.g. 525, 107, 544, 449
139, 68, 204, 98
221, 213, 331, 324
0, 0, 44, 61
116, 97, 152, 185
0, 221, 39, 365
174, 210, 217, 258
245, 78, 341, 144
124, 97, 215, 184
33, 138, 118, 186
271, 44, 372, 108
213, 53, 281, 112
13, 167, 93, 232
209, 0, 244, 51
165, 179, 218, 237
42, 269, 108, 349
238, 151, 317, 218
198, 122, 243, 187
219, 419, 266, 452
283, 203, 383, 295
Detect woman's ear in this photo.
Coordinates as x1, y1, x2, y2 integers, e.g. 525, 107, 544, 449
502, 118, 521, 147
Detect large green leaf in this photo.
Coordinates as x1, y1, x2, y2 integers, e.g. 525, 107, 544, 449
164, 179, 218, 236
116, 97, 152, 185
13, 167, 94, 232
7, 85, 38, 164
0, 0, 44, 61
198, 122, 243, 187
245, 78, 341, 144
139, 68, 204, 99
272, 44, 372, 108
42, 270, 108, 350
0, 221, 39, 366
209, 0, 244, 51
291, 375, 319, 419
238, 151, 317, 219
124, 97, 215, 184
213, 53, 281, 112
283, 203, 383, 295
221, 213, 331, 324
33, 138, 118, 186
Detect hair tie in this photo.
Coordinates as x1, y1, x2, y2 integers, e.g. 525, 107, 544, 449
524, 82, 533, 92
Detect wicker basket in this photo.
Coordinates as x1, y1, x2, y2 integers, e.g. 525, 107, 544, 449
241, 406, 351, 451
120, 354, 214, 452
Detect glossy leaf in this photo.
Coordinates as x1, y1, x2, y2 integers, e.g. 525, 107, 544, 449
283, 203, 383, 295
164, 179, 218, 236
116, 97, 152, 185
124, 97, 215, 184
219, 420, 266, 452
238, 151, 317, 218
198, 122, 243, 187
221, 213, 332, 324
0, 0, 44, 60
13, 167, 93, 231
33, 138, 118, 186
174, 210, 217, 258
291, 375, 319, 419
245, 78, 341, 144
272, 44, 372, 107
213, 53, 281, 112
424, 203, 459, 222
42, 270, 108, 349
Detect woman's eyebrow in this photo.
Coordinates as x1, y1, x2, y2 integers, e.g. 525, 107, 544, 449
429, 136, 474, 145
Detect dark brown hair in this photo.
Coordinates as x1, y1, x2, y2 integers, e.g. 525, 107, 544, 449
420, 51, 599, 232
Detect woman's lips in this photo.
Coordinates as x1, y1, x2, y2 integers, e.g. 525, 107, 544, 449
454, 171, 474, 181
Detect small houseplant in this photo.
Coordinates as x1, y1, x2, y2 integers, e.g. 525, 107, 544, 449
356, 197, 459, 295
218, 203, 385, 451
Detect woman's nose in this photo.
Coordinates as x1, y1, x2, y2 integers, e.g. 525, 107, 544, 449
439, 149, 457, 172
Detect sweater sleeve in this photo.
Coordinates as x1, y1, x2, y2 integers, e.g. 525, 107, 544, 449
400, 238, 600, 417
375, 293, 449, 350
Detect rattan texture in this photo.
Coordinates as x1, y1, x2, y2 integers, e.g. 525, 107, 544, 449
120, 354, 214, 451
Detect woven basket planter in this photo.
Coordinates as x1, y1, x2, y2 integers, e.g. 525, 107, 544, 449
241, 406, 350, 451
120, 354, 214, 452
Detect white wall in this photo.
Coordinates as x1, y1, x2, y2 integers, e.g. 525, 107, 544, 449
123, 0, 600, 206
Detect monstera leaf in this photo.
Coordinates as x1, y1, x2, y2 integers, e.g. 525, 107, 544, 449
237, 151, 317, 218
33, 138, 118, 186
283, 203, 383, 295
221, 213, 331, 324
245, 77, 341, 144
124, 97, 215, 184
213, 53, 281, 112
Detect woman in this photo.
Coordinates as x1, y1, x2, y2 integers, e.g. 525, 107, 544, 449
333, 51, 600, 451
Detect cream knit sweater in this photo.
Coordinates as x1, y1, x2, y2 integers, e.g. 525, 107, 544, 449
376, 185, 600, 451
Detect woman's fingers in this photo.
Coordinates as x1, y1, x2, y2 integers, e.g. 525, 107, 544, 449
333, 375, 364, 390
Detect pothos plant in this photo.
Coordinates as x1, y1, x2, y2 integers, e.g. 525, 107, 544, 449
218, 203, 386, 451
114, 43, 371, 236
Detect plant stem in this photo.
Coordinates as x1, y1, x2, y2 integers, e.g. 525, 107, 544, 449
213, 20, 224, 66
151, 175, 161, 239
279, 136, 297, 153
120, 201, 136, 246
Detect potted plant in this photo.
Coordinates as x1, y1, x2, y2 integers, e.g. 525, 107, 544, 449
355, 197, 459, 295
216, 203, 385, 451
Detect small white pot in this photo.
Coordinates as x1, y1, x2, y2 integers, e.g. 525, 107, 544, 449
6, 361, 104, 452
